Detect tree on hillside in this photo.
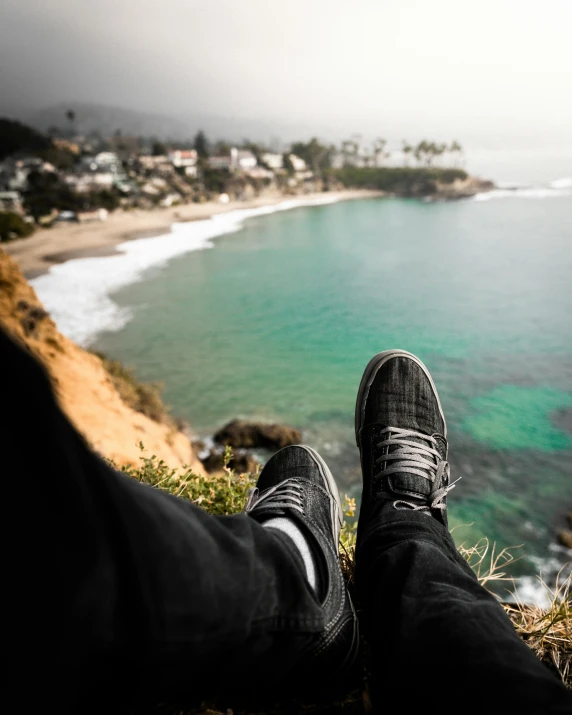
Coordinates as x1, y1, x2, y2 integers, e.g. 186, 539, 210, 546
402, 140, 413, 167
66, 109, 76, 137
242, 141, 267, 164
291, 138, 334, 175
214, 140, 232, 156
0, 118, 52, 160
415, 140, 436, 167
372, 138, 389, 167
437, 142, 448, 166
450, 140, 463, 167
0, 212, 35, 242
152, 140, 167, 156
194, 130, 210, 158
282, 153, 295, 174
341, 135, 361, 167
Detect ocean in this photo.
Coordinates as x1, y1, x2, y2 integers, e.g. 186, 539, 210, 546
31, 179, 572, 604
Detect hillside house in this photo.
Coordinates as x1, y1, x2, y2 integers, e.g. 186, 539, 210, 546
0, 191, 24, 214
169, 150, 198, 178
262, 153, 283, 170
207, 155, 233, 171
64, 173, 114, 193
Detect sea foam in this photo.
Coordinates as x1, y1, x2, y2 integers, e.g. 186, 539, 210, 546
473, 180, 571, 201
30, 196, 339, 346
549, 176, 572, 189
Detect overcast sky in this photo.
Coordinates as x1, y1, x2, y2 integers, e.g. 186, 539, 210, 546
1, 0, 571, 147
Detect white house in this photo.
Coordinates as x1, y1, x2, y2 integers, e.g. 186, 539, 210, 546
169, 150, 198, 178
207, 148, 258, 172
138, 155, 170, 170
64, 173, 114, 193
0, 191, 23, 214
231, 148, 257, 171
289, 154, 307, 172
8, 168, 29, 192
169, 150, 198, 167
262, 153, 283, 170
94, 152, 121, 171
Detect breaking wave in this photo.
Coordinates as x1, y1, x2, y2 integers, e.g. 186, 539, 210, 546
30, 196, 339, 346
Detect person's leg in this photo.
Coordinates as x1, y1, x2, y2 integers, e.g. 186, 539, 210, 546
4, 327, 357, 712
354, 350, 572, 713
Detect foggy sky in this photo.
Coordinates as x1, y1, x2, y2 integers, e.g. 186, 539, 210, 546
1, 0, 571, 147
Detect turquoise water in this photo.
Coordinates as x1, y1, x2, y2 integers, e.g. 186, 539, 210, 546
94, 196, 572, 590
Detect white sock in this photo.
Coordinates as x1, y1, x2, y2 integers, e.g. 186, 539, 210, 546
264, 517, 317, 592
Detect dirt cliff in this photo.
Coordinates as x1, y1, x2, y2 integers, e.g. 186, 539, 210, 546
0, 249, 205, 472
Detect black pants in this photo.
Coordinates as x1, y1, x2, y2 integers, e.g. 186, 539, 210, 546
4, 329, 570, 713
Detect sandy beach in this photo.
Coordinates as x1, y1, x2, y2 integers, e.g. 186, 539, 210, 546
3, 190, 381, 278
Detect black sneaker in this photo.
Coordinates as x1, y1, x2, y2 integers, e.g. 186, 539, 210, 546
245, 445, 359, 689
355, 350, 455, 535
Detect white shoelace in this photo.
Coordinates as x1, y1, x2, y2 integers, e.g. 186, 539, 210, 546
374, 426, 460, 513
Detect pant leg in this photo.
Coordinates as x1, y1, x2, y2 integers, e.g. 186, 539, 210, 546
3, 328, 323, 712
356, 511, 572, 714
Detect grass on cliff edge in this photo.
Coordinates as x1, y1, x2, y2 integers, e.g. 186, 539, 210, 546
94, 352, 178, 428
118, 448, 571, 712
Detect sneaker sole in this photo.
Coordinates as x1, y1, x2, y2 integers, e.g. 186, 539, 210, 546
354, 349, 447, 446
294, 445, 344, 546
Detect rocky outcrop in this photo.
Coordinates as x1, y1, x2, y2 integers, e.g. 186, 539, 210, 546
430, 176, 495, 200
557, 512, 572, 549
214, 419, 302, 450
199, 446, 261, 474
558, 530, 572, 549
0, 249, 205, 472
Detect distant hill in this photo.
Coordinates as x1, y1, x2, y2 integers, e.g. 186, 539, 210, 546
22, 102, 318, 146
0, 118, 52, 160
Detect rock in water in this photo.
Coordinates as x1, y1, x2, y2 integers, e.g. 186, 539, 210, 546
558, 530, 572, 549
201, 448, 260, 474
214, 419, 302, 449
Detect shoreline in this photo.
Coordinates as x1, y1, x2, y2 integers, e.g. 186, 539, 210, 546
3, 190, 383, 278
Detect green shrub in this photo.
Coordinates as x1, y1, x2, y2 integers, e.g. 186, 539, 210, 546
120, 445, 257, 515
333, 166, 468, 195
0, 212, 35, 242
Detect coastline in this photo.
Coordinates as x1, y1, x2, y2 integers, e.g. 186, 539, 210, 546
3, 189, 382, 278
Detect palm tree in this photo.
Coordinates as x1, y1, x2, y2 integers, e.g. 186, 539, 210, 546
436, 142, 447, 167
341, 136, 361, 166
450, 140, 463, 167
415, 140, 432, 167
65, 109, 76, 137
373, 138, 388, 167
402, 140, 413, 167
341, 140, 353, 166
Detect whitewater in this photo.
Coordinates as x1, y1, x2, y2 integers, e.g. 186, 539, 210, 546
30, 195, 339, 346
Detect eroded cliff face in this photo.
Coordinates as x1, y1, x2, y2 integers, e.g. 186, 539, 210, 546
0, 249, 205, 472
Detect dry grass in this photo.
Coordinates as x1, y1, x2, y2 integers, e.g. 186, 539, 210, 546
122, 450, 571, 714
456, 537, 571, 688
503, 569, 571, 687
